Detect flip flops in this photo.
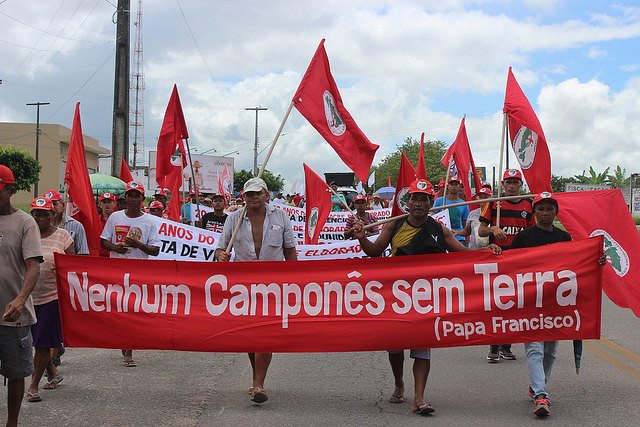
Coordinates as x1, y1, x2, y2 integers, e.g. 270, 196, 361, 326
389, 392, 404, 403
250, 387, 268, 404
27, 391, 42, 403
413, 403, 435, 416
123, 359, 137, 367
43, 375, 63, 389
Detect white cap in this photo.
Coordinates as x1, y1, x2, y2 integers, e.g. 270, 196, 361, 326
243, 177, 268, 193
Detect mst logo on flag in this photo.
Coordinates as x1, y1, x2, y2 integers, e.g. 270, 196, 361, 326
307, 207, 320, 239
512, 126, 538, 169
323, 91, 346, 136
589, 229, 630, 277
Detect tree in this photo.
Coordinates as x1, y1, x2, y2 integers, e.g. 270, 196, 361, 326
607, 165, 629, 188
573, 166, 610, 185
0, 145, 40, 191
233, 169, 285, 193
371, 137, 447, 190
551, 175, 575, 193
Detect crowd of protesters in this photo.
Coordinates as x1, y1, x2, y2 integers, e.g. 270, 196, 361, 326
1, 160, 604, 424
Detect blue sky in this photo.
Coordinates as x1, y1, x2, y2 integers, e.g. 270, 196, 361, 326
1, 0, 639, 189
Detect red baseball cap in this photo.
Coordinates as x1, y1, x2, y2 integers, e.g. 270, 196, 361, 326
125, 180, 145, 195
354, 194, 367, 202
437, 179, 445, 187
31, 197, 54, 211
0, 165, 15, 189
477, 187, 492, 197
448, 177, 461, 184
43, 189, 62, 201
408, 179, 434, 195
99, 192, 118, 202
503, 169, 523, 181
149, 200, 164, 210
154, 189, 167, 197
533, 191, 559, 211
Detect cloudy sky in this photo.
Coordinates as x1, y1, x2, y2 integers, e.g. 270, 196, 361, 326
2, 0, 640, 190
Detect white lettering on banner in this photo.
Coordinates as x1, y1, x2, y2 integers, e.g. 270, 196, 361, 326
474, 263, 577, 311
67, 272, 191, 315
64, 263, 581, 331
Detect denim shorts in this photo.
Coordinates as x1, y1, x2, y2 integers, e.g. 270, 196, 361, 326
0, 326, 34, 378
388, 349, 431, 360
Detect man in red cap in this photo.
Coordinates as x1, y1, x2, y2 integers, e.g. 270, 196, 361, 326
43, 189, 89, 256
352, 179, 501, 416
148, 201, 165, 218
432, 177, 469, 245
344, 194, 380, 239
98, 193, 119, 257
0, 164, 43, 426
100, 181, 160, 367
478, 168, 533, 363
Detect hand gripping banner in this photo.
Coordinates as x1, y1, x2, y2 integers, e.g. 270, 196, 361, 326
55, 237, 603, 352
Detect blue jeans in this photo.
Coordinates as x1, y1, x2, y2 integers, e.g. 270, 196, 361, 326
525, 341, 558, 398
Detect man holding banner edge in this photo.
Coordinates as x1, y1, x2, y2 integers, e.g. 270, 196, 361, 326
352, 178, 502, 416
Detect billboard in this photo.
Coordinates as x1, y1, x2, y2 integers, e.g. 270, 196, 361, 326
148, 151, 234, 194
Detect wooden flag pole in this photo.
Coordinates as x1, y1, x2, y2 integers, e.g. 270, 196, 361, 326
496, 112, 507, 228
225, 102, 295, 253
328, 185, 354, 215
441, 156, 454, 208
363, 193, 536, 230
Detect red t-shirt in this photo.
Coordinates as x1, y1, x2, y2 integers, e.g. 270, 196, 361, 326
479, 198, 533, 249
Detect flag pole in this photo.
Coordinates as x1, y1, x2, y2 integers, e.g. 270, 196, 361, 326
183, 137, 202, 223
363, 193, 537, 231
225, 101, 295, 253
441, 157, 453, 206
328, 185, 354, 214
496, 112, 507, 228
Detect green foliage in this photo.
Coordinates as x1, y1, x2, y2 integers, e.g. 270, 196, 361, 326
573, 166, 610, 185
607, 165, 629, 188
0, 145, 41, 191
370, 137, 447, 190
551, 174, 575, 193
233, 169, 284, 193
633, 215, 640, 226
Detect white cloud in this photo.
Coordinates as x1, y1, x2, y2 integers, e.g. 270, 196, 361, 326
587, 46, 606, 58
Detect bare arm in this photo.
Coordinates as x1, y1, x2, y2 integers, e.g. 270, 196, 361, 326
284, 246, 297, 261
444, 225, 502, 254
101, 238, 128, 254
124, 236, 160, 256
3, 257, 40, 322
64, 243, 75, 255
354, 220, 393, 257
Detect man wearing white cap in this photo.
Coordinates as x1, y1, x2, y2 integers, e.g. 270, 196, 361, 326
215, 177, 297, 405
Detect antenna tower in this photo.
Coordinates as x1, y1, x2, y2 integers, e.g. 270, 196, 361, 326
130, 0, 145, 169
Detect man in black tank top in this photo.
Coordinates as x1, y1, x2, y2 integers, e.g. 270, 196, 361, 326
352, 179, 502, 416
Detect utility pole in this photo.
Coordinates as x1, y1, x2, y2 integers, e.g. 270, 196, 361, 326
111, 0, 130, 176
245, 107, 267, 176
26, 101, 50, 197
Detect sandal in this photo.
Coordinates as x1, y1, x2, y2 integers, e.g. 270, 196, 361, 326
123, 359, 137, 367
27, 391, 42, 403
43, 375, 63, 389
250, 387, 268, 404
389, 386, 404, 403
413, 403, 435, 416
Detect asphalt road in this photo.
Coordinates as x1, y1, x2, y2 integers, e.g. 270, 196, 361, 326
3, 296, 639, 426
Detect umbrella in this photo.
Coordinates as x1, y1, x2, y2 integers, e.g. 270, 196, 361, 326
573, 340, 582, 374
374, 186, 396, 200
89, 174, 126, 195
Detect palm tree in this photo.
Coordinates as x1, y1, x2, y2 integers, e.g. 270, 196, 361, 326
606, 165, 629, 188
573, 166, 610, 185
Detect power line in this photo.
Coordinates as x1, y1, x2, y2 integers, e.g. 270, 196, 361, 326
0, 9, 111, 43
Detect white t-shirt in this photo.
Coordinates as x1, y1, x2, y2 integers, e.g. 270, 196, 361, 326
101, 210, 161, 259
467, 207, 489, 249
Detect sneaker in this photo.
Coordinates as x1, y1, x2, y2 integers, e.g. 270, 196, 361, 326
534, 395, 550, 417
499, 348, 517, 360
528, 387, 535, 401
487, 349, 500, 363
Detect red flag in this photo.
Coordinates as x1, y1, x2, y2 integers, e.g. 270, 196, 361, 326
556, 190, 640, 317
165, 169, 182, 222
63, 103, 102, 255
303, 163, 332, 244
119, 156, 133, 183
387, 176, 392, 187
391, 153, 417, 217
219, 164, 232, 197
416, 132, 427, 180
293, 39, 379, 183
503, 67, 551, 193
156, 84, 189, 188
441, 117, 482, 200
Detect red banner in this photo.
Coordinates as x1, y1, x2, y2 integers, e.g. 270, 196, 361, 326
55, 237, 603, 352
